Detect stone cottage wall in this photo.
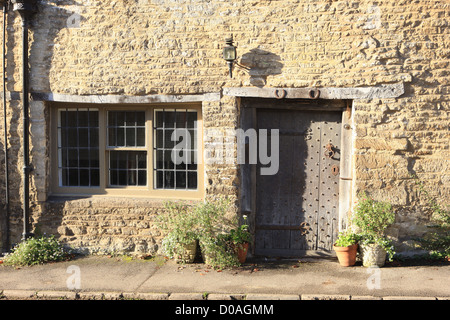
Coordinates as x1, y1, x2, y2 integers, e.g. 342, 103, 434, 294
0, 0, 448, 254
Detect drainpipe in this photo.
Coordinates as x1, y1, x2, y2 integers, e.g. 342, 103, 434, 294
11, 0, 37, 241
1, 0, 9, 251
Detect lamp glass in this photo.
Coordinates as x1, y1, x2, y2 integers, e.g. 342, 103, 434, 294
223, 46, 236, 62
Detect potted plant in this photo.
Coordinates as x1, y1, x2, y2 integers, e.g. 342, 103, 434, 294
359, 234, 395, 267
160, 231, 198, 264
229, 216, 252, 264
352, 192, 396, 267
333, 231, 360, 267
156, 201, 198, 264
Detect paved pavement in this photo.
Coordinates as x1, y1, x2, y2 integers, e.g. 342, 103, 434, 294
0, 255, 449, 301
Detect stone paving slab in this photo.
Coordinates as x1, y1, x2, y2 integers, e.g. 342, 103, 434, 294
128, 292, 169, 300
207, 293, 245, 300
1, 290, 37, 299
246, 293, 300, 300
382, 296, 437, 300
1, 256, 449, 301
350, 295, 382, 300
168, 292, 205, 300
1, 289, 448, 300
35, 290, 77, 299
301, 294, 351, 300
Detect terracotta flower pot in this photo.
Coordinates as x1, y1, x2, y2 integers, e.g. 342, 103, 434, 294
333, 244, 358, 267
236, 242, 249, 264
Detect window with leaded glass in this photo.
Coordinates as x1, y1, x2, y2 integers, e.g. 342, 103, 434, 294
57, 108, 100, 187
52, 104, 202, 198
107, 111, 147, 186
154, 109, 198, 190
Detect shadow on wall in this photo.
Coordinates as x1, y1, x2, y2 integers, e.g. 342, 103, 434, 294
29, 1, 85, 93
238, 48, 283, 87
30, 1, 85, 244
2, 1, 84, 248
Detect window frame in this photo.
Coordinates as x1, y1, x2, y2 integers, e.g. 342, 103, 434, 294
56, 107, 101, 188
50, 102, 204, 199
153, 108, 199, 191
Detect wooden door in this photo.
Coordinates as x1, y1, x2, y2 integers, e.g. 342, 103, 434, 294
255, 108, 341, 257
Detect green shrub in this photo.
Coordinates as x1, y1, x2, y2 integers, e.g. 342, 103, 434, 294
412, 175, 450, 259
199, 234, 239, 269
4, 235, 70, 266
157, 197, 245, 268
359, 233, 396, 261
334, 231, 360, 247
194, 197, 240, 268
418, 232, 450, 259
352, 192, 395, 238
156, 201, 199, 261
351, 192, 396, 261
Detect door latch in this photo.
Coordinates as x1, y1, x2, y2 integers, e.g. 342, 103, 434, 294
324, 143, 335, 159
300, 222, 309, 235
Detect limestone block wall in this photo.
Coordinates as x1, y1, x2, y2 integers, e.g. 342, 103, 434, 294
0, 0, 448, 254
41, 198, 165, 255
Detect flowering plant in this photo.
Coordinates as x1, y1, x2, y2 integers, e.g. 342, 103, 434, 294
157, 197, 241, 268
229, 216, 252, 245
352, 192, 395, 238
352, 192, 396, 261
156, 201, 199, 260
194, 197, 241, 268
3, 235, 70, 266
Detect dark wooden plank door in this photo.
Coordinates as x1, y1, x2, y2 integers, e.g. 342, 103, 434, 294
255, 109, 341, 257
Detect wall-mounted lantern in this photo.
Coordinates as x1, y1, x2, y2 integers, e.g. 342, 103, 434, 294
223, 36, 237, 78
11, 0, 38, 19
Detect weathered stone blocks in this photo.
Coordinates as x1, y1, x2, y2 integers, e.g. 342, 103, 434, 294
0, 0, 447, 254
